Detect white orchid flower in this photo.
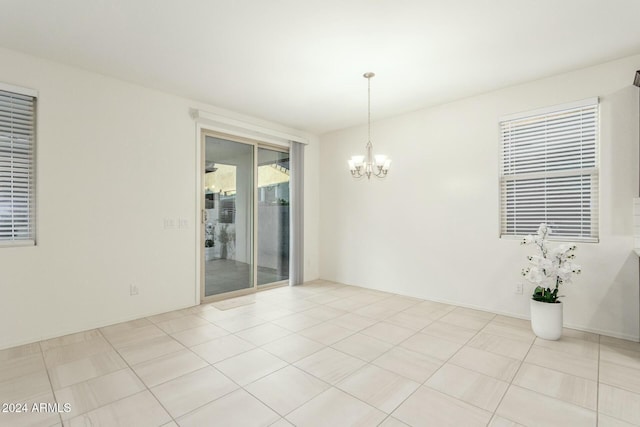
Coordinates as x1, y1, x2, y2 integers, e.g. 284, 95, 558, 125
521, 223, 580, 302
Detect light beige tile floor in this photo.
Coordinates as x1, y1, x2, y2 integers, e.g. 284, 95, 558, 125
1, 279, 639, 426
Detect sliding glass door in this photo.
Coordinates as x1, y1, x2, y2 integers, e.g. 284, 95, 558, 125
203, 136, 254, 297
201, 133, 289, 300
257, 148, 290, 286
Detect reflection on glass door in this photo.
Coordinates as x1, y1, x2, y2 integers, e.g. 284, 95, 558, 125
257, 148, 290, 286
203, 136, 254, 297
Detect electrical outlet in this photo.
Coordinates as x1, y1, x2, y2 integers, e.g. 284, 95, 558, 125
514, 283, 523, 294
130, 284, 139, 296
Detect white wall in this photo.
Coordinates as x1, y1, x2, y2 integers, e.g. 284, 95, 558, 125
320, 54, 640, 340
0, 47, 320, 350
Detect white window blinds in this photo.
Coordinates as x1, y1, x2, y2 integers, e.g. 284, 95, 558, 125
499, 98, 598, 242
0, 84, 36, 246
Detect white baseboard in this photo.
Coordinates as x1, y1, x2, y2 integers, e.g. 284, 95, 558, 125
0, 303, 196, 351
329, 280, 640, 343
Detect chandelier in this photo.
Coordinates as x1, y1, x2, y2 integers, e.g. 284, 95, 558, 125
348, 72, 391, 179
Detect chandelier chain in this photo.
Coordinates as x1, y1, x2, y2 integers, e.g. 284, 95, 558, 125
368, 75, 371, 143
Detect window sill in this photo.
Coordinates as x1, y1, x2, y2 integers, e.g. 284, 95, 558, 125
0, 240, 35, 248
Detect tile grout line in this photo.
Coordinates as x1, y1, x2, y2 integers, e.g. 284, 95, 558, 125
94, 327, 180, 426
135, 326, 258, 418
374, 309, 500, 424
378, 317, 451, 371
143, 308, 335, 423
486, 322, 538, 426
146, 323, 286, 423
595, 342, 640, 424
182, 285, 385, 423
258, 300, 396, 363
348, 298, 463, 366
37, 341, 63, 426
42, 329, 174, 425
490, 330, 604, 425
236, 293, 431, 425
280, 295, 428, 424
522, 342, 600, 381
216, 286, 390, 423
414, 312, 500, 415
276, 358, 388, 424
374, 311, 524, 424
157, 330, 276, 426
140, 329, 270, 422
240, 363, 331, 421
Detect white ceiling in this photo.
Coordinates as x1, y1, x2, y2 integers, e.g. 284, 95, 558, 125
1, 0, 640, 135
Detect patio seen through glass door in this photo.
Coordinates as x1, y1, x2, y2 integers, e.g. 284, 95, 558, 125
202, 134, 290, 300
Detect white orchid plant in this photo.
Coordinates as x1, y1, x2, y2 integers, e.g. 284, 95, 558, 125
521, 223, 581, 303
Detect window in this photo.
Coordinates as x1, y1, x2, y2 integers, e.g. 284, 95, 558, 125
499, 98, 598, 241
0, 83, 37, 246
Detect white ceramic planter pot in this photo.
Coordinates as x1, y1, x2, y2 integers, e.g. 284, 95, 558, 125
204, 247, 216, 261
530, 299, 563, 340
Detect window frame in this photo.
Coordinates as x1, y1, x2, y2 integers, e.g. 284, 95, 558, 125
0, 82, 37, 247
499, 98, 599, 243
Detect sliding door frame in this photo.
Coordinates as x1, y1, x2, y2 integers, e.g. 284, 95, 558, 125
198, 129, 289, 304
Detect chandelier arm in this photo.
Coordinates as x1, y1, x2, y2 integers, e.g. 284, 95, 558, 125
350, 168, 365, 179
